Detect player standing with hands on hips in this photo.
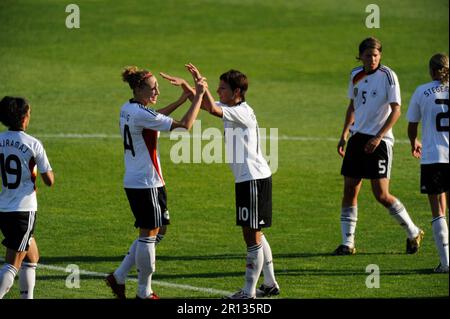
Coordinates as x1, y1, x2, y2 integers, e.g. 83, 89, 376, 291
162, 64, 280, 299
105, 65, 206, 299
407, 53, 449, 273
0, 96, 54, 299
334, 37, 423, 255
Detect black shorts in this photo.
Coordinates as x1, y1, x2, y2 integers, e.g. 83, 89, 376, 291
235, 176, 272, 229
341, 133, 393, 179
0, 211, 36, 252
420, 163, 450, 194
125, 187, 170, 229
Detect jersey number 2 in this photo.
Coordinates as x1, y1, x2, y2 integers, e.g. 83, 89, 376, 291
123, 125, 136, 157
0, 153, 22, 189
435, 99, 449, 132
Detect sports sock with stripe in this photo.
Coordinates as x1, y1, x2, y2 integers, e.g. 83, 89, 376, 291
19, 262, 37, 299
136, 236, 156, 298
261, 234, 278, 287
114, 239, 138, 285
432, 216, 449, 268
242, 243, 263, 297
0, 263, 18, 299
340, 206, 358, 248
388, 200, 420, 239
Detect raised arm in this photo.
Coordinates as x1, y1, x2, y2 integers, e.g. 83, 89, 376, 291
337, 100, 355, 157
169, 76, 207, 131
185, 63, 223, 118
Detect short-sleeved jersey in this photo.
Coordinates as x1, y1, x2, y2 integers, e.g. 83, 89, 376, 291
0, 130, 52, 212
407, 80, 449, 164
119, 100, 173, 188
347, 65, 401, 145
219, 101, 272, 183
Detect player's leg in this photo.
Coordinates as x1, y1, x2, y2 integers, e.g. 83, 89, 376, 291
0, 211, 35, 299
228, 180, 263, 299
135, 226, 159, 299
0, 249, 27, 298
334, 177, 362, 255
257, 233, 280, 297
19, 237, 39, 299
371, 178, 423, 253
429, 192, 449, 272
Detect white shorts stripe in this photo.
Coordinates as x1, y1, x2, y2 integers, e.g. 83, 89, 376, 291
386, 142, 393, 179
19, 211, 35, 252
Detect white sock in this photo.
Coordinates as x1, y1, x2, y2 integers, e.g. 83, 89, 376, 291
19, 262, 37, 299
135, 237, 156, 298
261, 235, 277, 287
243, 243, 263, 297
114, 239, 138, 285
388, 200, 420, 239
341, 206, 358, 248
0, 264, 18, 299
432, 216, 449, 268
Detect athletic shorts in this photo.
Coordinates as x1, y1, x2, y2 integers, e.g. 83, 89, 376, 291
0, 211, 36, 252
125, 187, 170, 229
235, 176, 272, 229
420, 163, 450, 194
341, 133, 393, 179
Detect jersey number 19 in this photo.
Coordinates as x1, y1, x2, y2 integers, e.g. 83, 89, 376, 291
0, 153, 21, 189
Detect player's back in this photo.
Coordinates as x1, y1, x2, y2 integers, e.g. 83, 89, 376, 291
0, 130, 47, 211
408, 80, 449, 164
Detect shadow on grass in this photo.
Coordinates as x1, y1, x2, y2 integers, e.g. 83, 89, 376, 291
39, 250, 405, 265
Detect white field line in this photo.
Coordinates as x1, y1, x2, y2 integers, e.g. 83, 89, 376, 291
36, 133, 410, 144
0, 258, 232, 296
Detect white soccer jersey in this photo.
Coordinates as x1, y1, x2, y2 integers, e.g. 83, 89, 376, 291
119, 100, 173, 188
407, 80, 449, 164
218, 101, 272, 183
0, 130, 52, 212
347, 65, 401, 145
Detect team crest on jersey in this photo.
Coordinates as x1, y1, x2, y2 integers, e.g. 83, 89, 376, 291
371, 89, 377, 98
354, 87, 358, 97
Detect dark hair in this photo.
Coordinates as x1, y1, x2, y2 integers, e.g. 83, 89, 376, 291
0, 96, 30, 130
358, 37, 382, 58
219, 69, 248, 101
121, 66, 153, 90
429, 53, 449, 84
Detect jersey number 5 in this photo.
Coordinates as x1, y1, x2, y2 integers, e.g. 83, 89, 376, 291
0, 153, 22, 189
123, 125, 136, 157
435, 99, 449, 132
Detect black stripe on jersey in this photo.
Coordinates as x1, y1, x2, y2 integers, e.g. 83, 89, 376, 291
138, 105, 158, 117
379, 66, 395, 86
351, 66, 364, 74
129, 99, 158, 117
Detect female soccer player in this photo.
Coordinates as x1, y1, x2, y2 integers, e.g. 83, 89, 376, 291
163, 64, 280, 299
0, 96, 54, 299
334, 37, 423, 255
407, 53, 449, 273
105, 66, 206, 299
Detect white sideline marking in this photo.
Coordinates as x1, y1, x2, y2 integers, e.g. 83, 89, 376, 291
36, 133, 410, 143
0, 258, 232, 296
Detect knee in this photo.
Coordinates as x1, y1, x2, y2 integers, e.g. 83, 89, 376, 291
374, 192, 392, 207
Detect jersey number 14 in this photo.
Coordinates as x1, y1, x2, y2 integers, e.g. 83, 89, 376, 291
123, 125, 136, 157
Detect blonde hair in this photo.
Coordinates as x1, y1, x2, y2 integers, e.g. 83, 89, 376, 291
429, 53, 449, 84
121, 66, 153, 90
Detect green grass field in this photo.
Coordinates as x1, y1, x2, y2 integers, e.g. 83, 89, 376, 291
0, 0, 448, 299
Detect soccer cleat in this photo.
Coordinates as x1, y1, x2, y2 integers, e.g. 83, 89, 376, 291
332, 244, 356, 256
434, 263, 449, 274
226, 290, 256, 299
256, 284, 280, 297
105, 273, 126, 299
406, 229, 424, 254
136, 292, 160, 299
